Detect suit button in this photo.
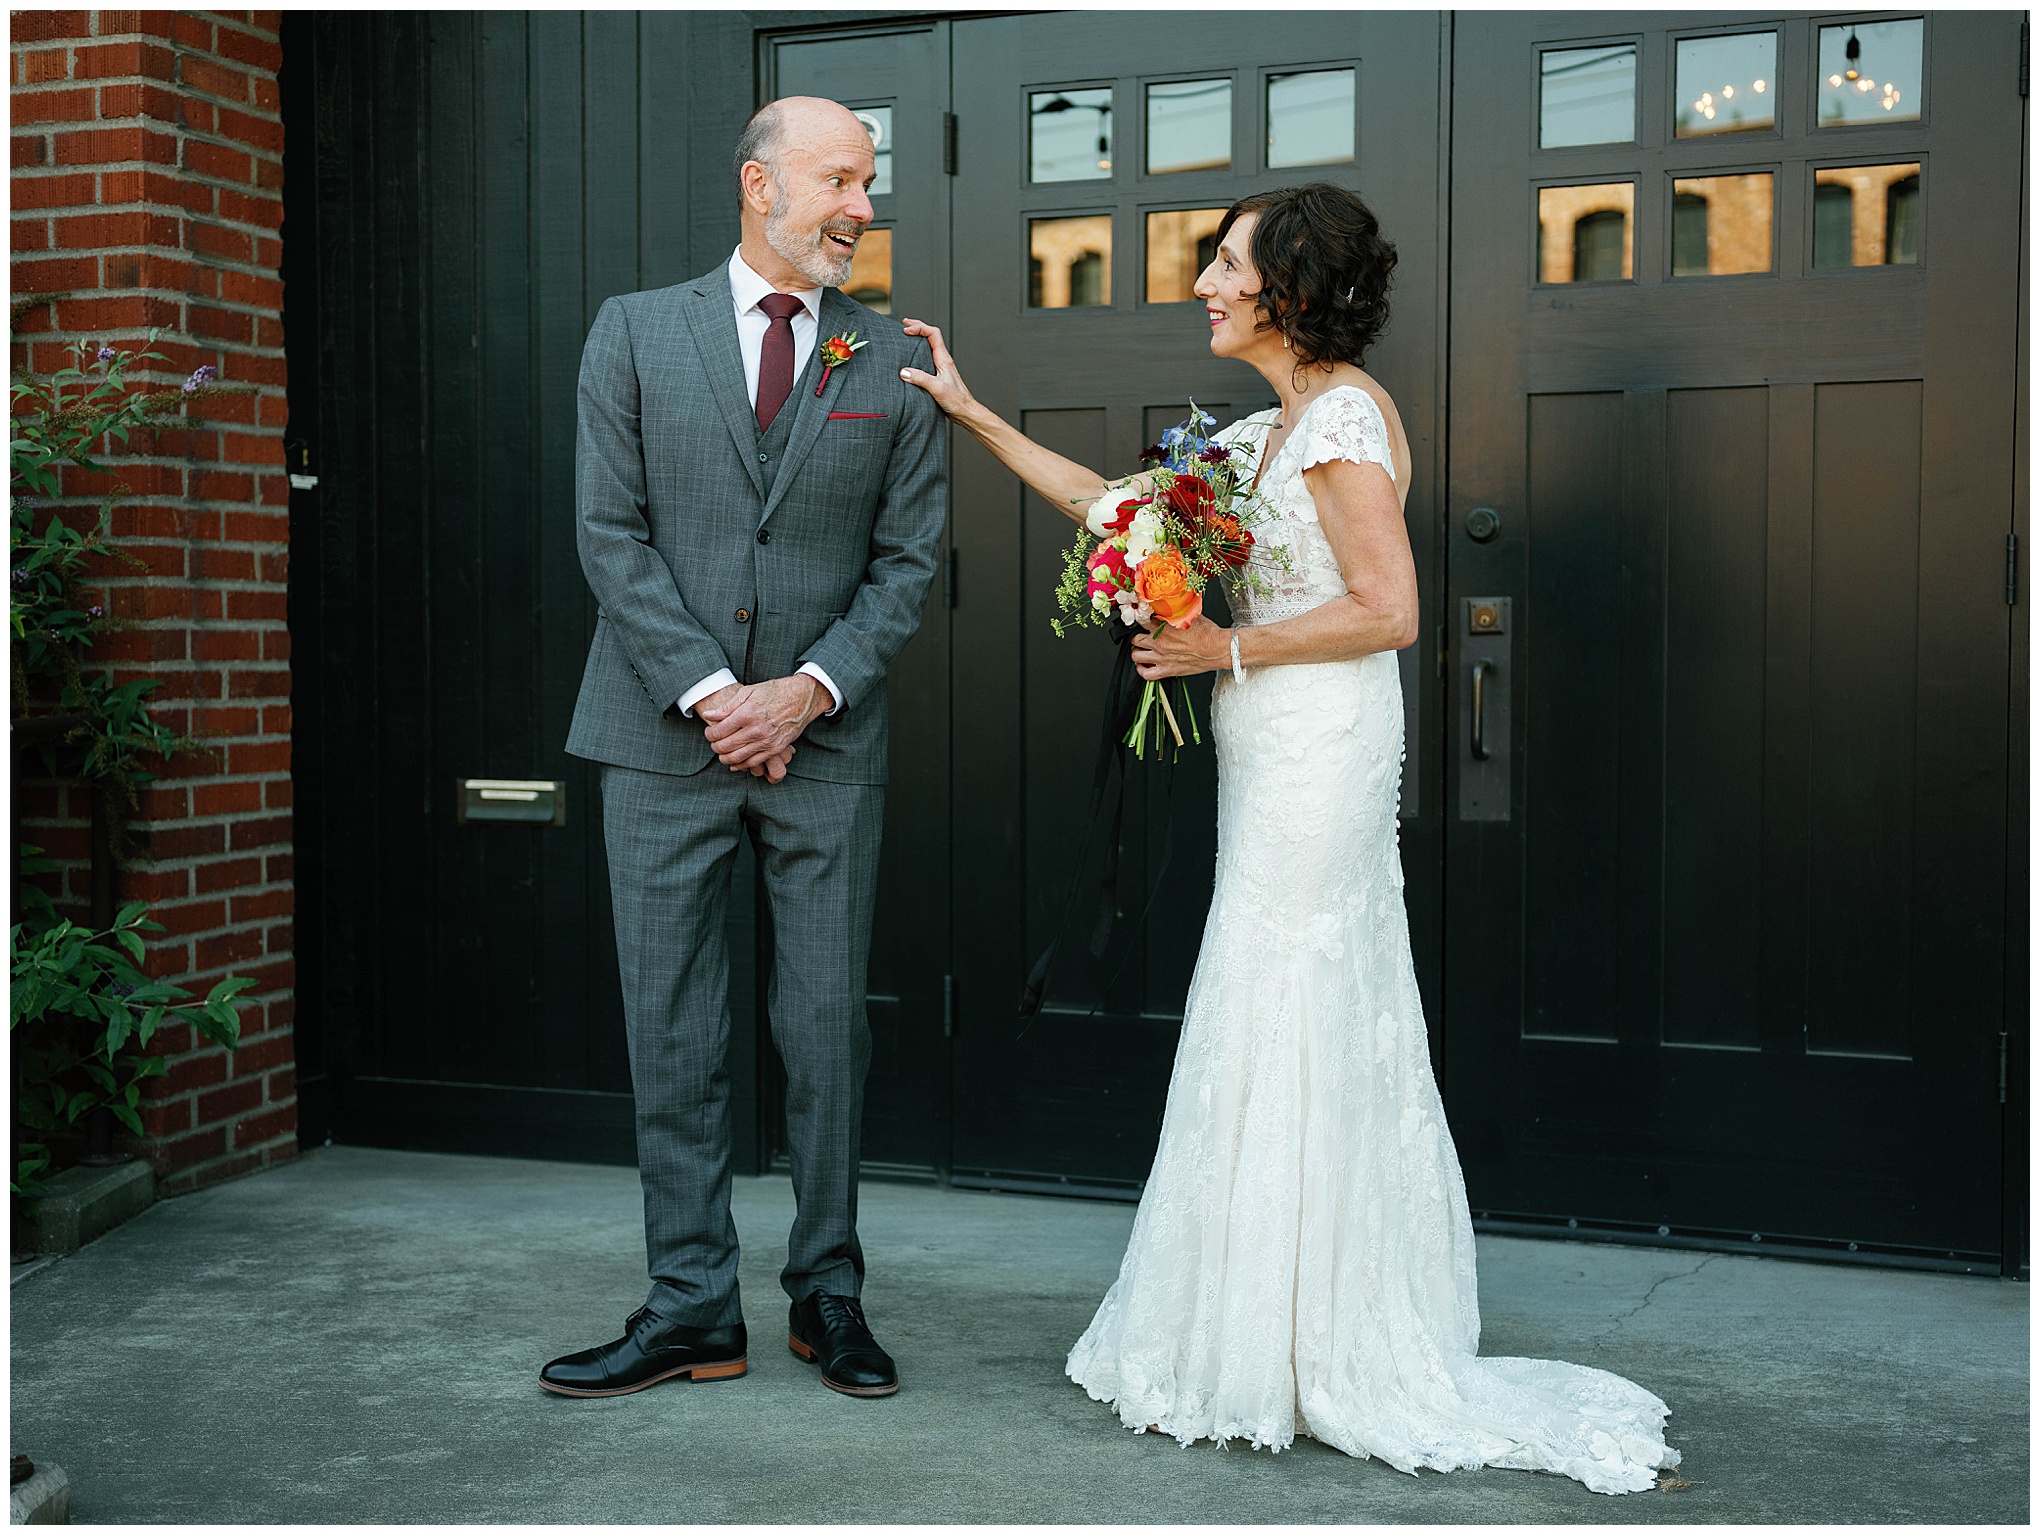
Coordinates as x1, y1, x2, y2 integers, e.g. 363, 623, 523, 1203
757, 529, 771, 545
735, 608, 751, 624
758, 451, 769, 462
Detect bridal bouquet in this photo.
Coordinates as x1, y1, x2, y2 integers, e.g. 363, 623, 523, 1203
1050, 406, 1276, 759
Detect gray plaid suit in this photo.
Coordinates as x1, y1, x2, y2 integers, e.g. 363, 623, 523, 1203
565, 265, 945, 1327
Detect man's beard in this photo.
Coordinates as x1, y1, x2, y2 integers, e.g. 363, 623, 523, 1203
766, 198, 859, 288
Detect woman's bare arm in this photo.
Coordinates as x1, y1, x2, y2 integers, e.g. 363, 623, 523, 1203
899, 317, 1154, 525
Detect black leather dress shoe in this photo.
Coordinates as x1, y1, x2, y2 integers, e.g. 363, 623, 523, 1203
539, 1308, 747, 1397
788, 1292, 898, 1397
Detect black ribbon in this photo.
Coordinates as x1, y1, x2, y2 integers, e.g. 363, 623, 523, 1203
1017, 619, 1181, 1026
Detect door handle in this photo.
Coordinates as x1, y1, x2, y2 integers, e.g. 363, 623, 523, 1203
1470, 660, 1493, 761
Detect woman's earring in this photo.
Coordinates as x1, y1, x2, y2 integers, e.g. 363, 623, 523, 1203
1282, 333, 1291, 350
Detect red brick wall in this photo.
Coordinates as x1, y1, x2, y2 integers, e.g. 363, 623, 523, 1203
11, 10, 296, 1194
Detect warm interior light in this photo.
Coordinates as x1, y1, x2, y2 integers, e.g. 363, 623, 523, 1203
1753, 79, 1767, 92
1721, 84, 1735, 99
1829, 73, 1844, 87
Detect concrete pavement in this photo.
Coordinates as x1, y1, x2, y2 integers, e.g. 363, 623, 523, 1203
8, 1145, 2028, 1523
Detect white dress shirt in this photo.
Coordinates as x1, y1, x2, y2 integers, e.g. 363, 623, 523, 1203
676, 247, 844, 721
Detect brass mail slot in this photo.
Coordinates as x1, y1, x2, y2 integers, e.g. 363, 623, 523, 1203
457, 778, 566, 827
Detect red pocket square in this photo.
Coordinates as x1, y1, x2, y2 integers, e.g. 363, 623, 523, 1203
827, 411, 887, 420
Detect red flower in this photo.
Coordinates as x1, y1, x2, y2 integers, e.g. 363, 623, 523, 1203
1212, 513, 1255, 568
1163, 474, 1217, 526
1086, 542, 1132, 598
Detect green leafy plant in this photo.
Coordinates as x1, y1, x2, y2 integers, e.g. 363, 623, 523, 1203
10, 333, 232, 808
11, 846, 253, 1203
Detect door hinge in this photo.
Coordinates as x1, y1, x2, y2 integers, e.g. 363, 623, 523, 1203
2022, 22, 2029, 98
945, 545, 960, 609
2000, 1029, 2009, 1103
2007, 531, 2019, 606
942, 111, 957, 175
942, 973, 955, 1038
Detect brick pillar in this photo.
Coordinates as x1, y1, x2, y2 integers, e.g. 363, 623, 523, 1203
11, 10, 296, 1194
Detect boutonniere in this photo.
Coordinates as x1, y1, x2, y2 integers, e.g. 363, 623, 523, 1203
815, 331, 869, 396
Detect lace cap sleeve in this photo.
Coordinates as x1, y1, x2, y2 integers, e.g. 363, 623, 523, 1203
1297, 387, 1396, 482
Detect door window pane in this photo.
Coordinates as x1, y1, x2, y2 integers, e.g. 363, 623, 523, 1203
1669, 174, 1773, 276
1146, 79, 1232, 174
853, 107, 893, 197
1029, 215, 1112, 308
1145, 208, 1226, 302
1675, 32, 1776, 137
1266, 69, 1354, 168
1538, 183, 1633, 282
1818, 19, 1924, 125
845, 226, 892, 313
1540, 44, 1636, 147
1812, 164, 1923, 267
1030, 88, 1113, 183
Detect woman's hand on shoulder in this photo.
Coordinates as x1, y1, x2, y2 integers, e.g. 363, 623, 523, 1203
898, 319, 979, 422
1133, 614, 1231, 680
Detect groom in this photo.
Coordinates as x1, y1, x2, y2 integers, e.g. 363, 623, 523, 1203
541, 97, 945, 1399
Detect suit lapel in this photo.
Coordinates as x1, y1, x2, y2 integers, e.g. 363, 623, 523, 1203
681, 270, 766, 500
760, 287, 856, 527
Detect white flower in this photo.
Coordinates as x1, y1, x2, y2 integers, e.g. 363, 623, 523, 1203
1084, 489, 1145, 539
1114, 589, 1153, 626
1121, 506, 1165, 566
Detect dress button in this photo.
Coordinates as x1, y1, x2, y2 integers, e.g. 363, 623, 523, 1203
735, 608, 751, 624
758, 451, 769, 462
756, 529, 771, 545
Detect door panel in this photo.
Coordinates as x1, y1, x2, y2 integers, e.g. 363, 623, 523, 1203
767, 26, 953, 1177
948, 12, 1448, 1193
1448, 12, 2017, 1268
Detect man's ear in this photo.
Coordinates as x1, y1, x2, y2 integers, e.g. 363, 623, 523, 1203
740, 161, 774, 218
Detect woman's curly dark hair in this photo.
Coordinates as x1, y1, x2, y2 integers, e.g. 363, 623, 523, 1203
1214, 183, 1397, 377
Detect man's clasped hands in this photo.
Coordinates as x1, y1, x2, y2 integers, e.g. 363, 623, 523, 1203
696, 674, 833, 783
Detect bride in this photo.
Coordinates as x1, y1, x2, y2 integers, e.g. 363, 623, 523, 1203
899, 183, 1679, 1496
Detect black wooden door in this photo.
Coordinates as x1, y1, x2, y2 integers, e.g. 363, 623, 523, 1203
287, 12, 777, 1167
763, 25, 954, 1178
944, 13, 1449, 1194
1445, 11, 2021, 1270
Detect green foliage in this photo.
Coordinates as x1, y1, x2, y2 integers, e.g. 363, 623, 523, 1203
9, 336, 251, 1210
11, 847, 254, 1204
10, 334, 221, 825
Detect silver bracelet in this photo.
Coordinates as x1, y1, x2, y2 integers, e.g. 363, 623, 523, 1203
1230, 630, 1245, 683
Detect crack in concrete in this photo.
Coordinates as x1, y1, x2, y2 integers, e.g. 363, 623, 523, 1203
1607, 1252, 1723, 1331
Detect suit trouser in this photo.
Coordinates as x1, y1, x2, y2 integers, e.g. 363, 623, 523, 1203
600, 761, 882, 1329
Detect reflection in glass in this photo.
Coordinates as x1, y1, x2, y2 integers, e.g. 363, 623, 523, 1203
845, 227, 892, 313
1266, 69, 1354, 168
1147, 79, 1232, 174
1146, 208, 1226, 302
1669, 174, 1773, 276
1818, 19, 1923, 125
1539, 44, 1636, 148
1675, 32, 1776, 136
1812, 163, 1923, 267
1538, 183, 1633, 282
1031, 88, 1113, 183
1029, 214, 1112, 307
853, 107, 894, 197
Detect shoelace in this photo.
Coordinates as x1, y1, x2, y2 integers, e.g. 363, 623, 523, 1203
813, 1293, 870, 1336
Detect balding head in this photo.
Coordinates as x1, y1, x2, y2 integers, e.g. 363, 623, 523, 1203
732, 96, 871, 196
733, 96, 877, 291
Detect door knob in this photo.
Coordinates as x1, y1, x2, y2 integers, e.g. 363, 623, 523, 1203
1466, 506, 1501, 543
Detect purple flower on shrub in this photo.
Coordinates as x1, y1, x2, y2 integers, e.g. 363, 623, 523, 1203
11, 567, 27, 590
183, 364, 218, 393
87, 604, 103, 620
96, 345, 116, 364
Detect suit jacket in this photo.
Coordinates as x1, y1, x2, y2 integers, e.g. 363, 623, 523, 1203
564, 266, 946, 784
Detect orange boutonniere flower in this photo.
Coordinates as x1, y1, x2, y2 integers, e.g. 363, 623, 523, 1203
815, 331, 869, 396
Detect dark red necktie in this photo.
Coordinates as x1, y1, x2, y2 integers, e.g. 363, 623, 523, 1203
755, 292, 805, 431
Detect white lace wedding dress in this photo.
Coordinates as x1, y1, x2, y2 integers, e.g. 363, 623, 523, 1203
1064, 386, 1680, 1496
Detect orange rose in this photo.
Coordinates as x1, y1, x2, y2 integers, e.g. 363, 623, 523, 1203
1133, 545, 1203, 629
